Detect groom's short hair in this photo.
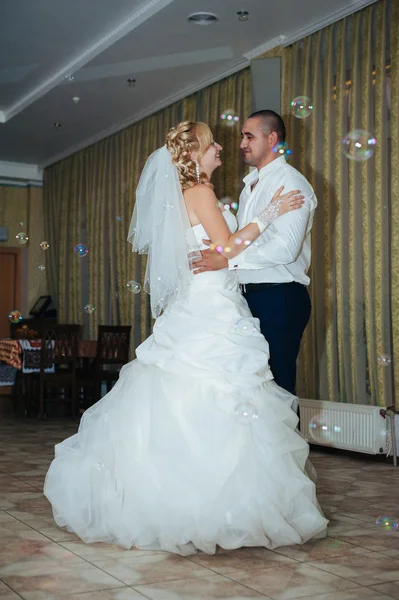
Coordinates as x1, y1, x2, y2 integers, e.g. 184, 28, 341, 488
248, 110, 286, 144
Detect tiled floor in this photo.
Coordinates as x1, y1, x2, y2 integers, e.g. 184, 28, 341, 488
1, 419, 399, 600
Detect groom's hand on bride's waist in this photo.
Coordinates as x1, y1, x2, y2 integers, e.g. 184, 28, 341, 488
192, 240, 228, 274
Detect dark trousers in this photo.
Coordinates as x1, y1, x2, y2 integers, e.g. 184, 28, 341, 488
243, 282, 311, 395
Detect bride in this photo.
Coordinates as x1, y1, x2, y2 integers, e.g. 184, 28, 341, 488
44, 121, 328, 556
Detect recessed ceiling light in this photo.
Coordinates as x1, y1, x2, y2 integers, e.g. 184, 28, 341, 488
72, 96, 80, 104
237, 10, 249, 21
127, 78, 136, 87
65, 74, 75, 81
187, 12, 219, 25
53, 122, 62, 128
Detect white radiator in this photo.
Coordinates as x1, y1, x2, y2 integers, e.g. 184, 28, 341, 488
299, 399, 391, 455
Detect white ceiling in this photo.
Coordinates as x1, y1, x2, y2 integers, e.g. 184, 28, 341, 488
0, 0, 376, 168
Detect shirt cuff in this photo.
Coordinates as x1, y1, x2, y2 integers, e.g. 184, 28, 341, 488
228, 254, 245, 271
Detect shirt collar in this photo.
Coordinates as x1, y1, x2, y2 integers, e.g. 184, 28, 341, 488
243, 155, 286, 186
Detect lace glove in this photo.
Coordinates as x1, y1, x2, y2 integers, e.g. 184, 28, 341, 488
250, 199, 282, 233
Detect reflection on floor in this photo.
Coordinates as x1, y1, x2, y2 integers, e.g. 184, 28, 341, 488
1, 418, 399, 600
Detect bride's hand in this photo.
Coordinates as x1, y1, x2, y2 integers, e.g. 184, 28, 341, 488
271, 186, 305, 216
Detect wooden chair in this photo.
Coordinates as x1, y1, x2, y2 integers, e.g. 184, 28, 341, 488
77, 325, 131, 409
38, 324, 83, 419
95, 325, 131, 398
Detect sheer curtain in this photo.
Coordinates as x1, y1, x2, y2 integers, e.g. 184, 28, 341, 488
279, 0, 398, 408
43, 69, 250, 347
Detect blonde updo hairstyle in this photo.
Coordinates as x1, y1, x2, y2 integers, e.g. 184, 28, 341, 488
166, 121, 214, 190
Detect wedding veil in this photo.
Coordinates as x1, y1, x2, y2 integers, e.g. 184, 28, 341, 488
127, 146, 202, 318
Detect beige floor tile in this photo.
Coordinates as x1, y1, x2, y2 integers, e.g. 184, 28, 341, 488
55, 588, 148, 600
287, 587, 393, 599
307, 551, 399, 586
371, 581, 399, 599
0, 580, 22, 599
0, 476, 39, 493
29, 524, 80, 543
0, 530, 85, 574
333, 529, 399, 552
186, 547, 297, 574
93, 553, 214, 586
59, 540, 167, 561
225, 562, 359, 600
1, 563, 125, 600
326, 515, 371, 535
134, 573, 267, 600
273, 537, 371, 562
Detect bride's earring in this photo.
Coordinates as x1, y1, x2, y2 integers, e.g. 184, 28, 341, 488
195, 160, 201, 184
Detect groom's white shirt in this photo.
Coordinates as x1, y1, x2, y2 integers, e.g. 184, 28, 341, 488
229, 155, 317, 285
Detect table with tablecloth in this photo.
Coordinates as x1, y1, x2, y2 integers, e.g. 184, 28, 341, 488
0, 339, 97, 385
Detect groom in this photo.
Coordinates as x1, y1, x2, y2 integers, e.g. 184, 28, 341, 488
194, 110, 317, 396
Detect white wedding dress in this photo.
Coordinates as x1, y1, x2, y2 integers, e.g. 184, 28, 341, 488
44, 209, 328, 555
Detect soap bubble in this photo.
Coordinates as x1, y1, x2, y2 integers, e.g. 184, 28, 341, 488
220, 108, 240, 127
40, 241, 49, 250
38, 265, 46, 271
116, 216, 122, 221
341, 130, 376, 161
376, 516, 399, 532
74, 243, 88, 257
234, 402, 259, 425
83, 304, 95, 314
16, 232, 28, 245
230, 202, 239, 210
234, 318, 256, 336
8, 310, 22, 323
290, 96, 314, 119
126, 280, 141, 294
378, 354, 392, 367
308, 415, 341, 442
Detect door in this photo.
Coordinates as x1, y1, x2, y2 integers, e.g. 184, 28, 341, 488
0, 248, 21, 338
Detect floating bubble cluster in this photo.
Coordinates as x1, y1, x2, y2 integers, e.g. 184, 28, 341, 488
38, 265, 46, 271
40, 241, 49, 250
341, 130, 377, 161
126, 280, 141, 294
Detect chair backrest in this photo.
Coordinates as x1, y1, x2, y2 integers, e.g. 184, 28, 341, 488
39, 324, 83, 370
96, 326, 131, 365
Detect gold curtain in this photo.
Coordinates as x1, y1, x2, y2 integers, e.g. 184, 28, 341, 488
0, 184, 48, 311
43, 69, 250, 347
278, 0, 397, 408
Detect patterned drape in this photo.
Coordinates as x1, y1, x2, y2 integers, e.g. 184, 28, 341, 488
43, 70, 250, 350
271, 0, 397, 408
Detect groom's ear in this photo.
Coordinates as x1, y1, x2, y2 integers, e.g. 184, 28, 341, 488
268, 131, 279, 148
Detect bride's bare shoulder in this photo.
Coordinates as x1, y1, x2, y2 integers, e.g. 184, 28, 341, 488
184, 184, 216, 205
